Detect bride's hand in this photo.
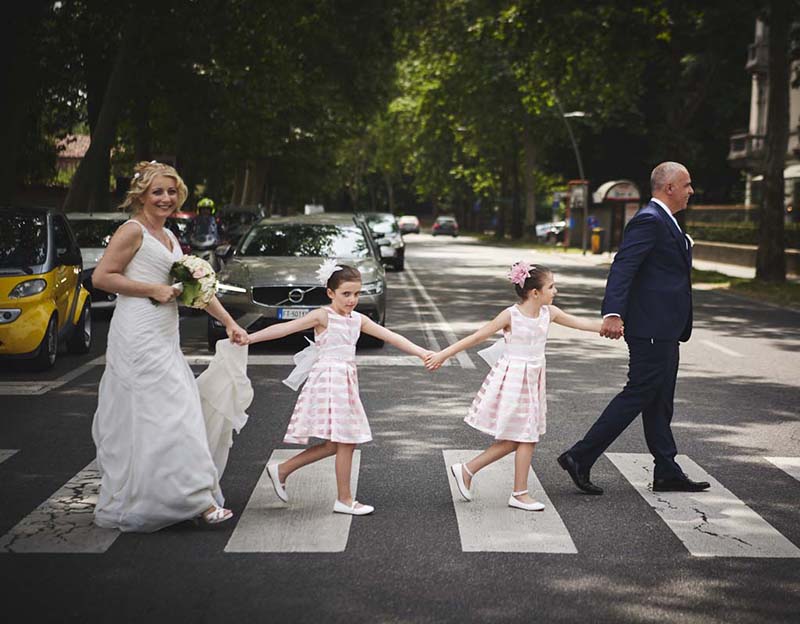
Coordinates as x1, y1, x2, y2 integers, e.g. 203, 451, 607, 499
150, 284, 180, 304
226, 322, 249, 345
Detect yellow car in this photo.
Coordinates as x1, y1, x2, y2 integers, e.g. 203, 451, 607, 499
0, 206, 92, 370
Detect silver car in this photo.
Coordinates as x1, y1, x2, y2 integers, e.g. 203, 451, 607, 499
210, 213, 387, 349
66, 211, 129, 309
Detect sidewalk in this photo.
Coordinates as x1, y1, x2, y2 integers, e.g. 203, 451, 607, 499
570, 249, 798, 282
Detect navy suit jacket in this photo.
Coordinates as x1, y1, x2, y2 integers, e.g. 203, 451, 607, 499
601, 201, 693, 342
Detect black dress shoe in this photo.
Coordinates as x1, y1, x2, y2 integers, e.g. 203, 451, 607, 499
557, 451, 603, 495
652, 477, 710, 492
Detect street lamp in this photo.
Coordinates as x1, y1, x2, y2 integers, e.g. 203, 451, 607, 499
554, 97, 590, 254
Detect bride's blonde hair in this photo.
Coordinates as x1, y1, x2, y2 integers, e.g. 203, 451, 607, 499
120, 161, 188, 213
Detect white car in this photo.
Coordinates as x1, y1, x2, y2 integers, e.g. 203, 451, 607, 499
66, 212, 129, 309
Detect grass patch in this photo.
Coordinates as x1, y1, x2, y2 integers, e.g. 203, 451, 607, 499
692, 268, 800, 308
470, 232, 584, 253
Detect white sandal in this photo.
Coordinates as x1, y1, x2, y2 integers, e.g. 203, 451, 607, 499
451, 463, 473, 501
508, 489, 545, 512
200, 506, 233, 524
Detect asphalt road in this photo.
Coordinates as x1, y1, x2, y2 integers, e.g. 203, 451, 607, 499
1, 234, 799, 623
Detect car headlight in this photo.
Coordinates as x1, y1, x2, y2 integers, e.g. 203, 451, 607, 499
361, 281, 384, 296
8, 279, 47, 299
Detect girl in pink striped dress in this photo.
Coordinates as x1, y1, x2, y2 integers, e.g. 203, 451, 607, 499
247, 261, 430, 516
426, 263, 602, 511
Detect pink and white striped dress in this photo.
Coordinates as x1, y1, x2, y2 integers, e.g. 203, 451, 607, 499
464, 304, 549, 442
283, 308, 372, 445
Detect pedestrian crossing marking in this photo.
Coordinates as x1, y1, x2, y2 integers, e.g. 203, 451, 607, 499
442, 450, 577, 553
605, 453, 800, 558
764, 457, 800, 482
0, 449, 18, 464
225, 449, 361, 553
0, 460, 119, 553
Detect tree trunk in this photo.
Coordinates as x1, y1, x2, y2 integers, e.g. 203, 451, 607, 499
510, 139, 524, 239
756, 2, 789, 282
0, 2, 48, 202
522, 123, 537, 239
133, 98, 151, 162
383, 171, 395, 214
63, 24, 136, 214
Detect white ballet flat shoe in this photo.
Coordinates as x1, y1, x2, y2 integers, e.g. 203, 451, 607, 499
267, 463, 288, 503
450, 463, 473, 502
333, 500, 374, 516
508, 490, 545, 512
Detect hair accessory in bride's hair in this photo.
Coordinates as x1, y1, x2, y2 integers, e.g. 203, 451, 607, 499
133, 172, 141, 180
316, 258, 343, 286
507, 261, 531, 286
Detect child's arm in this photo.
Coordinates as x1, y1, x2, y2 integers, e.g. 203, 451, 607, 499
548, 304, 605, 334
248, 308, 326, 344
426, 309, 511, 370
360, 316, 431, 360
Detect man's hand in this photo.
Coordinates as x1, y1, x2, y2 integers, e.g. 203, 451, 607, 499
600, 315, 624, 340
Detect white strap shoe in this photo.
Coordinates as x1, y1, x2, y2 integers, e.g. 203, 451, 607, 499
333, 500, 374, 516
267, 463, 289, 503
451, 463, 473, 501
508, 489, 545, 512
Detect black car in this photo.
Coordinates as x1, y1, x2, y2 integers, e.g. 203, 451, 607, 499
432, 216, 459, 237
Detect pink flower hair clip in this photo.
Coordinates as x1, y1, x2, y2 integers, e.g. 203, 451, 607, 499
507, 261, 531, 286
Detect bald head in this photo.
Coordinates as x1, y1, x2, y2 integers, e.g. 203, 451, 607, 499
651, 161, 693, 213
650, 162, 688, 193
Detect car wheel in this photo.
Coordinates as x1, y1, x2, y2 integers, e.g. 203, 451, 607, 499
453, 233, 458, 238
67, 300, 92, 354
394, 256, 405, 271
31, 315, 58, 371
207, 317, 227, 352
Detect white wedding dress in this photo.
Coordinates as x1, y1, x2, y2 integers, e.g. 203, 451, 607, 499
92, 220, 222, 532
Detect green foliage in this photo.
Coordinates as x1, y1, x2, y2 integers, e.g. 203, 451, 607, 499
688, 221, 800, 248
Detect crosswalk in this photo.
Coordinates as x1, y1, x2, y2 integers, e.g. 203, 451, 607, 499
1, 450, 799, 557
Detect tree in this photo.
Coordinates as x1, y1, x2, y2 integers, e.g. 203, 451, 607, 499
756, 0, 795, 282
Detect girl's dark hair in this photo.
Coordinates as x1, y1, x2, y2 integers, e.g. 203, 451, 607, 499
514, 264, 552, 299
327, 264, 362, 290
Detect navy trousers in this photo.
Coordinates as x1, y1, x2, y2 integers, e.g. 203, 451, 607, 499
569, 336, 684, 481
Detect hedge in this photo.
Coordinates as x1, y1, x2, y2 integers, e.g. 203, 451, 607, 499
686, 221, 800, 249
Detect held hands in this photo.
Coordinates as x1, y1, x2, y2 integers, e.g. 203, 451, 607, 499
600, 316, 624, 340
226, 322, 249, 345
424, 350, 448, 371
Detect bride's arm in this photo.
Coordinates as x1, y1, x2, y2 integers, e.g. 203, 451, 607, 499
93, 223, 178, 303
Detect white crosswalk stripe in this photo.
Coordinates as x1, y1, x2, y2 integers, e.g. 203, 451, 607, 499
0, 460, 119, 553
442, 450, 577, 553
764, 456, 800, 482
0, 449, 18, 464
606, 453, 800, 558
225, 449, 361, 553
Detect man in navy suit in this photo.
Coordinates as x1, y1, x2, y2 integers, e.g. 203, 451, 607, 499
558, 161, 710, 495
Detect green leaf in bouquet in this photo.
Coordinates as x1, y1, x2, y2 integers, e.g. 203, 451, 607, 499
181, 281, 202, 306
171, 263, 193, 282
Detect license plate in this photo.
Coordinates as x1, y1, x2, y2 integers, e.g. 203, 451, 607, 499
278, 308, 311, 320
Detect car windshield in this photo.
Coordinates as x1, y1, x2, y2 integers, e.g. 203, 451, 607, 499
69, 218, 126, 248
239, 224, 370, 258
365, 215, 398, 235
0, 213, 48, 273
437, 217, 455, 223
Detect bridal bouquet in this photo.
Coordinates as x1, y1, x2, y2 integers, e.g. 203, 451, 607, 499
153, 255, 218, 309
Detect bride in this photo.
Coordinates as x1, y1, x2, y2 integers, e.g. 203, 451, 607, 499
91, 161, 248, 532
